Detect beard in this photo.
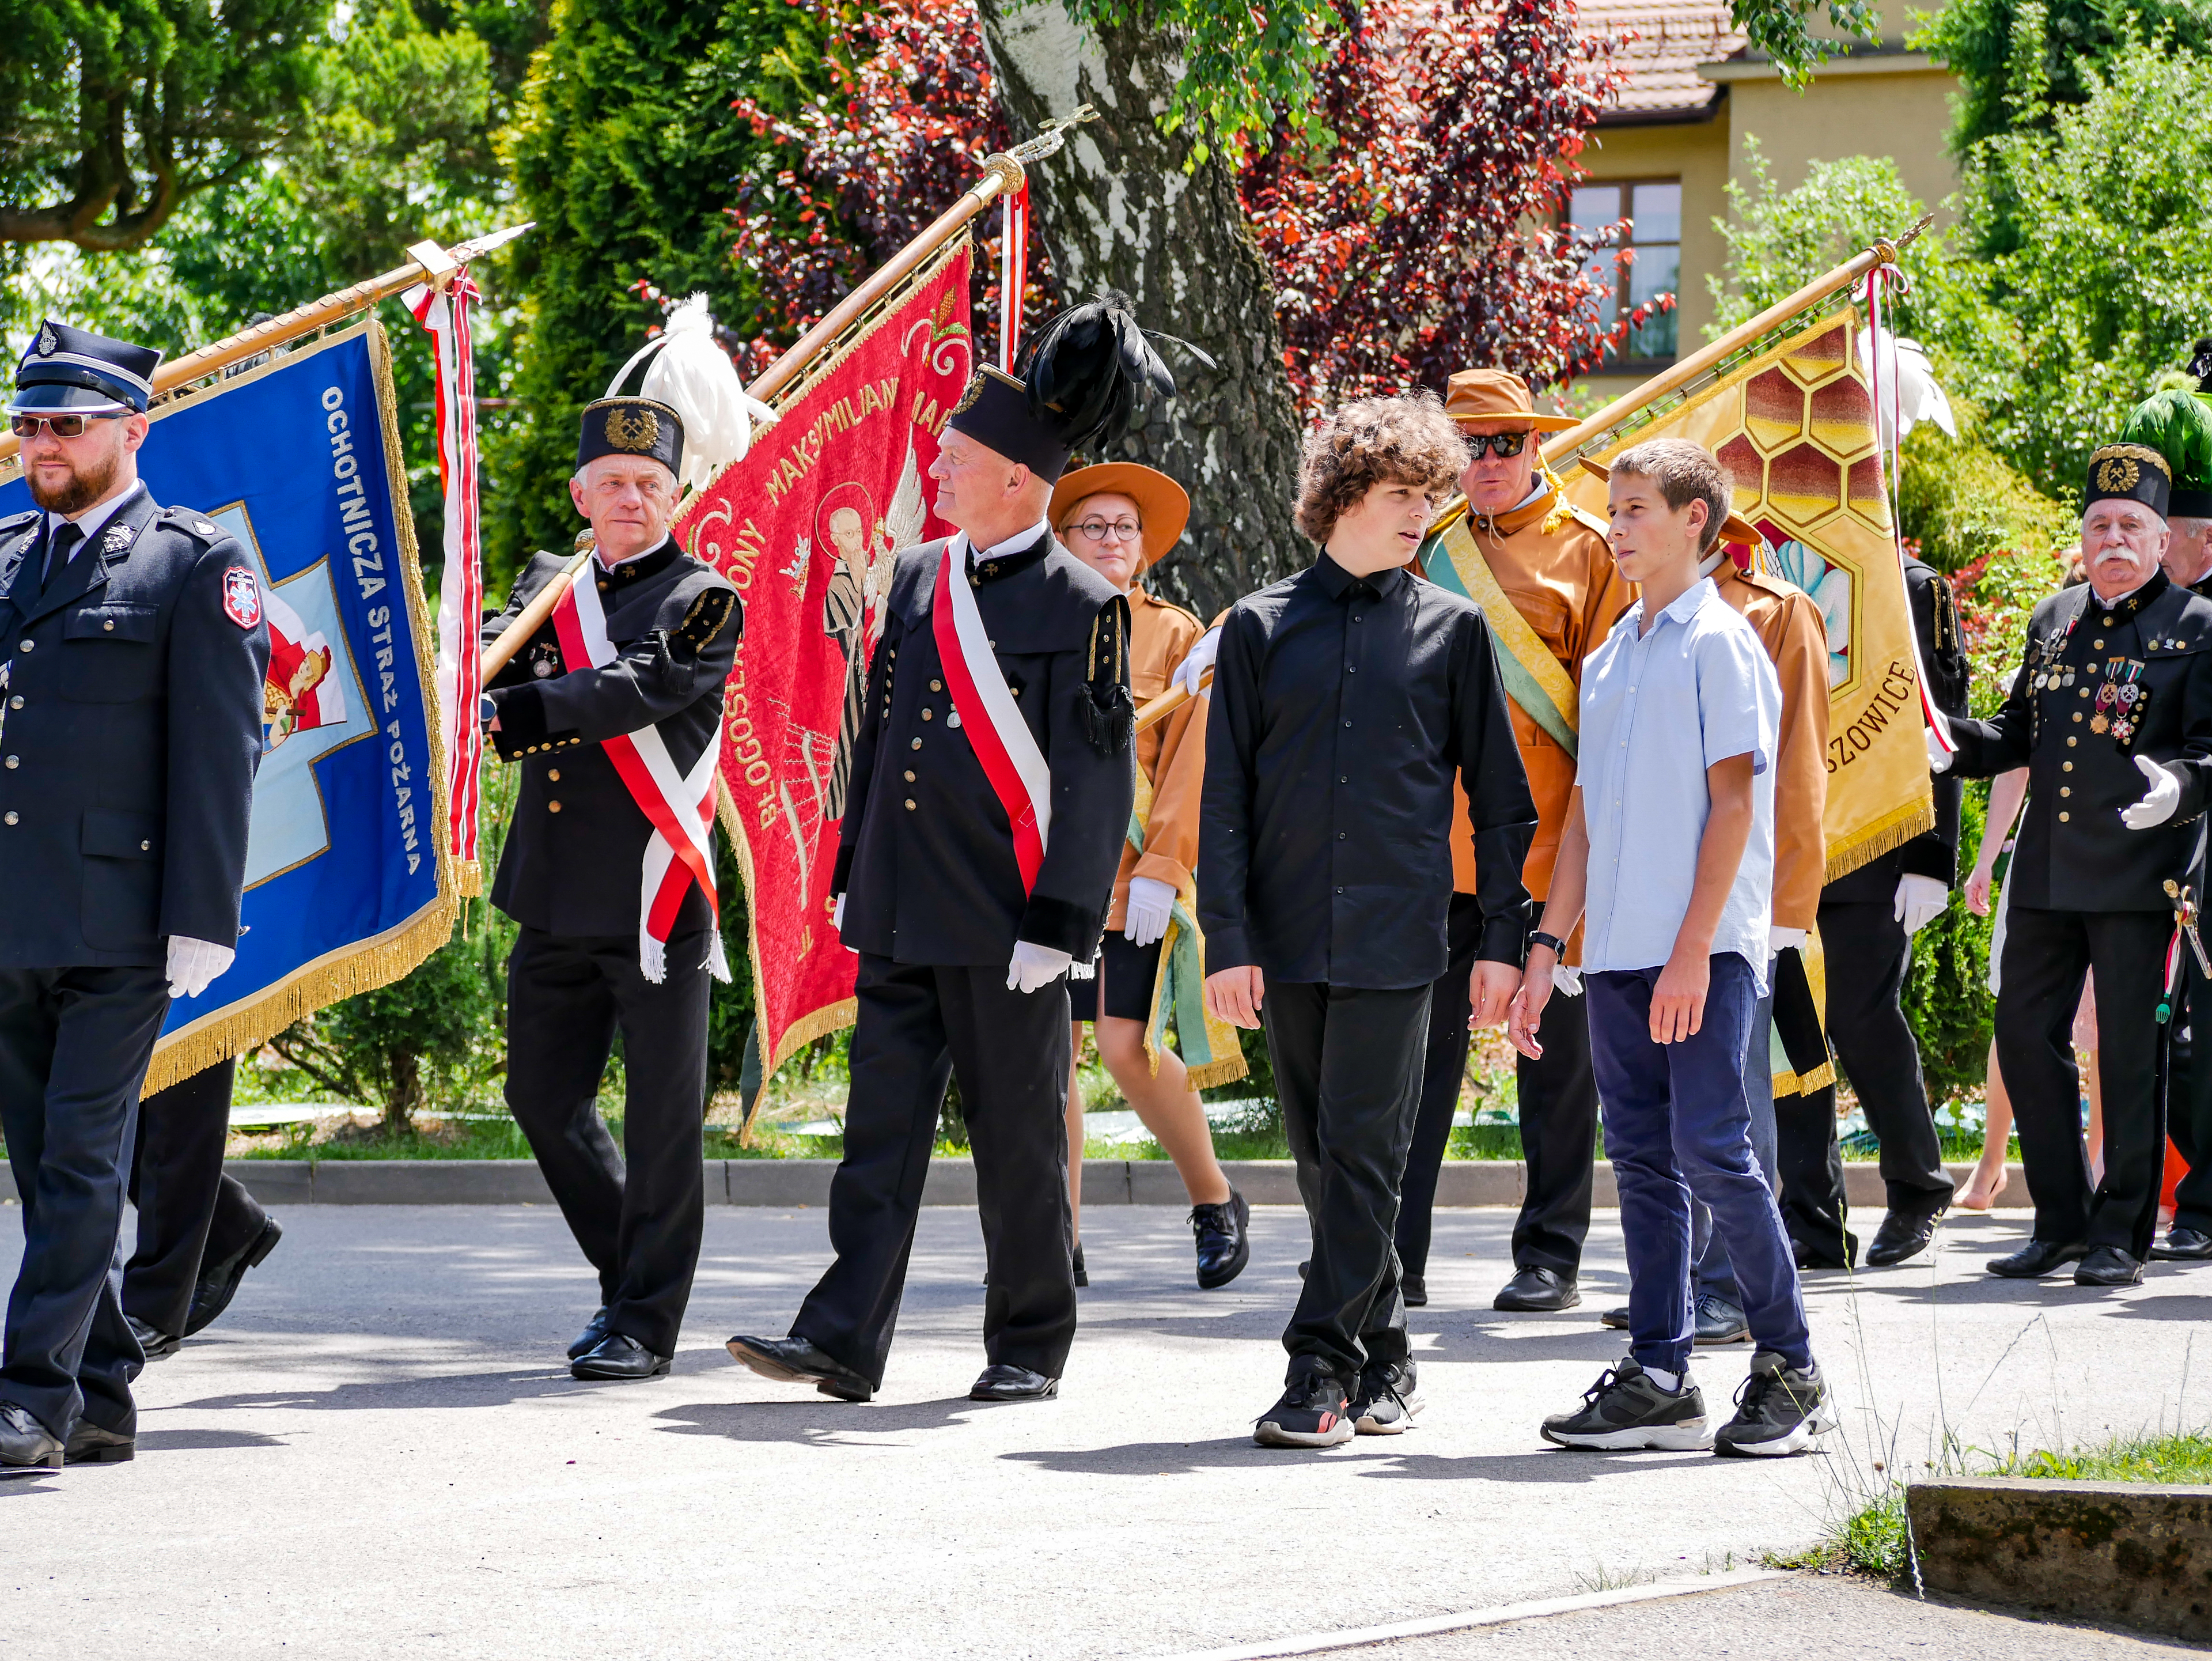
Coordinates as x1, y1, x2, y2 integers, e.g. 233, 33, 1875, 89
26, 442, 122, 516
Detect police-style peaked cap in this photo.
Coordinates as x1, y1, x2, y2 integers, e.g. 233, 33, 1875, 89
10, 318, 161, 414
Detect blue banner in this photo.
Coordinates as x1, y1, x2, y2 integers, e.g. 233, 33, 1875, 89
0, 317, 456, 1088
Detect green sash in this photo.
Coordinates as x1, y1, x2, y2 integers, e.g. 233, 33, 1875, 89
1418, 511, 1580, 759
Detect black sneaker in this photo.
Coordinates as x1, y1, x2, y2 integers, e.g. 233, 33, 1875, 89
1190, 1189, 1249, 1289
1253, 1372, 1353, 1448
1350, 1359, 1424, 1435
1401, 1272, 1427, 1308
1714, 1350, 1834, 1457
1540, 1358, 1713, 1451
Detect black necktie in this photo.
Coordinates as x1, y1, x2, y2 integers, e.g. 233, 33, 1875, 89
43, 523, 82, 591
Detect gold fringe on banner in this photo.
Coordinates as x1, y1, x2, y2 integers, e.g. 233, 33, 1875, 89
141, 317, 460, 1096
1823, 799, 1937, 885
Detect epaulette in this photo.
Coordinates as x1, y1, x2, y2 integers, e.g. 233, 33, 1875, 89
158, 506, 225, 544
1566, 504, 1610, 540
672, 587, 738, 657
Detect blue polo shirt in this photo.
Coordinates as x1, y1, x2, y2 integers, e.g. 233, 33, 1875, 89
1577, 576, 1781, 991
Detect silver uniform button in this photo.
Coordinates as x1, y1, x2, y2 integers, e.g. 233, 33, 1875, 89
3, 812, 15, 826
2, 756, 13, 769
139, 840, 150, 851
17, 640, 29, 653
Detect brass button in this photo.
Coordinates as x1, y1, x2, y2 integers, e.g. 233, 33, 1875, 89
2068, 736, 2078, 746
904, 770, 915, 782
2079, 688, 2090, 698
921, 708, 933, 721
2063, 761, 2073, 771
547, 769, 560, 782
904, 798, 916, 811
2094, 640, 2104, 650
931, 679, 943, 691
2, 812, 14, 826
103, 620, 114, 633
139, 839, 150, 851
2, 756, 13, 770
910, 737, 922, 751
548, 800, 562, 813
2073, 712, 2083, 722
2103, 615, 2115, 625
2059, 811, 2070, 822
2061, 787, 2071, 797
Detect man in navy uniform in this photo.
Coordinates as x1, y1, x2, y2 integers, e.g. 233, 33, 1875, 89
0, 321, 268, 1468
727, 297, 1157, 1404
482, 391, 740, 1382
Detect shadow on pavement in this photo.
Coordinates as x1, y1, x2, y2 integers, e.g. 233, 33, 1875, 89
164, 1345, 735, 1414
652, 1396, 987, 1443
1001, 1439, 1728, 1482
139, 1428, 289, 1451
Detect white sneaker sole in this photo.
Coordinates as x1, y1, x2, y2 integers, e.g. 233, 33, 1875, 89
1716, 1406, 1837, 1458
1255, 1417, 1355, 1448
1541, 1417, 1714, 1451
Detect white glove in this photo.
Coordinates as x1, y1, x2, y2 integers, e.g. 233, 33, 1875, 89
1551, 964, 1583, 997
1895, 872, 1949, 935
2122, 754, 2183, 830
1768, 926, 1808, 953
1926, 729, 1952, 773
165, 936, 235, 1001
1172, 626, 1221, 698
832, 892, 846, 930
1124, 876, 1176, 947
1006, 940, 1074, 994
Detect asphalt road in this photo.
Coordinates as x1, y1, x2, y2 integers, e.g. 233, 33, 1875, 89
2, 1202, 2204, 1658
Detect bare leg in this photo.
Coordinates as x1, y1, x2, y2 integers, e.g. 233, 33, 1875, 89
1065, 1023, 1086, 1246
1959, 1037, 2010, 1210
1092, 1015, 1232, 1206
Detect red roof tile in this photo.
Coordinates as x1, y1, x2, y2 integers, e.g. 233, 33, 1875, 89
1584, 0, 1746, 118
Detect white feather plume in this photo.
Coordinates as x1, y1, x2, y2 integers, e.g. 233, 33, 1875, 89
605, 293, 780, 494
1857, 326, 1956, 449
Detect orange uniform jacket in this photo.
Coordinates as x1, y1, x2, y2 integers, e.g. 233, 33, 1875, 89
1713, 565, 1832, 932
1109, 585, 1209, 932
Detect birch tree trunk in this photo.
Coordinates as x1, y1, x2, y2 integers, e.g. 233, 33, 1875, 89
978, 1, 1308, 618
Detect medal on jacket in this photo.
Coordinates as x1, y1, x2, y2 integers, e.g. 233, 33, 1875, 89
2106, 660, 2146, 747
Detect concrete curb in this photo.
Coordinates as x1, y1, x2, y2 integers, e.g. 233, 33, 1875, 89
0, 1157, 2033, 1208
1909, 1476, 2212, 1641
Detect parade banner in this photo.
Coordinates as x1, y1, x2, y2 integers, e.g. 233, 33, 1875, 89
680, 239, 973, 1073
1563, 311, 1933, 877
1, 318, 457, 1091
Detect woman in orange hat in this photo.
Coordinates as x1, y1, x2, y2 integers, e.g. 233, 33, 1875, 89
1050, 462, 1250, 1290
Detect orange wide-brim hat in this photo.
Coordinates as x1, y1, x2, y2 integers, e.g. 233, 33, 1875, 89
1050, 461, 1191, 571
1445, 366, 1580, 433
1574, 455, 1764, 550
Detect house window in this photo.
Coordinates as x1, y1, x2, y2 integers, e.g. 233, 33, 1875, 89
1567, 180, 1681, 365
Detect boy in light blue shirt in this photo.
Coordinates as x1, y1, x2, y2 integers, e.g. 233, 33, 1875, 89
1509, 437, 1830, 1457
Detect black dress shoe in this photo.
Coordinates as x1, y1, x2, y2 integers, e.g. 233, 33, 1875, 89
2152, 1227, 2212, 1261
1191, 1189, 1251, 1289
184, 1215, 283, 1337
1987, 1238, 2088, 1278
1400, 1272, 1427, 1308
969, 1363, 1058, 1402
1791, 1231, 1859, 1272
128, 1315, 181, 1361
1073, 1244, 1088, 1288
2075, 1245, 2146, 1287
1600, 1304, 1630, 1330
567, 1307, 614, 1361
725, 1333, 874, 1402
0, 1402, 62, 1470
1494, 1266, 1580, 1312
1864, 1206, 1946, 1268
570, 1332, 672, 1381
63, 1420, 135, 1465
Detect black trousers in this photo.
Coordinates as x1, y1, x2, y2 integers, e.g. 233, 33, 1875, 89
0, 964, 169, 1437
1997, 906, 2169, 1256
1818, 900, 1955, 1215
795, 954, 1076, 1390
1396, 895, 1481, 1282
1266, 979, 1432, 1386
122, 1056, 267, 1338
505, 926, 712, 1358
2172, 962, 2212, 1234
1768, 945, 1852, 1266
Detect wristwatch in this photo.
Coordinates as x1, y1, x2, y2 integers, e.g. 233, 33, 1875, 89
1528, 930, 1567, 958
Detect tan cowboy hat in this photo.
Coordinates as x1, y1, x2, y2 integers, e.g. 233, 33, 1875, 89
1575, 455, 1764, 550
1051, 461, 1191, 570
1445, 367, 1580, 433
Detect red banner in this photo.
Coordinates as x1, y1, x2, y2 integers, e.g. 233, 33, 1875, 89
681, 241, 974, 1071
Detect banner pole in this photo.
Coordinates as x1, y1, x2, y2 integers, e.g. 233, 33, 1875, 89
1539, 215, 1934, 466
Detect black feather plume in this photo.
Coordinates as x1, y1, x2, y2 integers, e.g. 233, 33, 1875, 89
1017, 291, 1183, 453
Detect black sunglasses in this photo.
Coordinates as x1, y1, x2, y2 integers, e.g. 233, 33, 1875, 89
1464, 430, 1529, 459
9, 413, 124, 440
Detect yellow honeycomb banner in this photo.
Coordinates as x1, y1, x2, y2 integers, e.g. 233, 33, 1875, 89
1566, 308, 1936, 880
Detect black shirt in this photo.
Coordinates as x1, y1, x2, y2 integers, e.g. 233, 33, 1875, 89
1199, 552, 1536, 989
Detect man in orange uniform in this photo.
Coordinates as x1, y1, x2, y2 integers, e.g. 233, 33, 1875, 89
1400, 369, 1633, 1313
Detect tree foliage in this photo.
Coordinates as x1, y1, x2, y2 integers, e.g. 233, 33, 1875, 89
0, 0, 329, 252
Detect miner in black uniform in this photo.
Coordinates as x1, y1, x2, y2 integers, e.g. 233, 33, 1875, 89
1815, 550, 1969, 1267
482, 392, 740, 1382
1936, 441, 2212, 1286
0, 321, 268, 1468
727, 298, 1153, 1404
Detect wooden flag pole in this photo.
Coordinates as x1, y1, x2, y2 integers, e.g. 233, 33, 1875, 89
0, 223, 533, 469
482, 109, 1101, 680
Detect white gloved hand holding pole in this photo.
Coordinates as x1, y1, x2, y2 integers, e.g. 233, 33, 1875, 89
1768, 926, 1808, 954
1123, 876, 1176, 947
1172, 627, 1221, 699
1006, 940, 1073, 994
1895, 872, 1950, 934
165, 936, 235, 1001
2122, 755, 2183, 830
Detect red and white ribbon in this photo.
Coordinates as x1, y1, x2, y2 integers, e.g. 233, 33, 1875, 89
551, 568, 730, 985
931, 539, 1050, 891
998, 181, 1031, 373
407, 272, 488, 878
1861, 263, 1955, 754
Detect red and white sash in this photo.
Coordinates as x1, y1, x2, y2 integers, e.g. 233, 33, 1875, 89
551, 567, 730, 985
931, 538, 1051, 891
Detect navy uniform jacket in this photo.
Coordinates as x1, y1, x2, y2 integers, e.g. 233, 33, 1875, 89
482, 537, 740, 938
0, 486, 268, 968
1824, 555, 1971, 902
1949, 569, 2212, 912
830, 531, 1135, 966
